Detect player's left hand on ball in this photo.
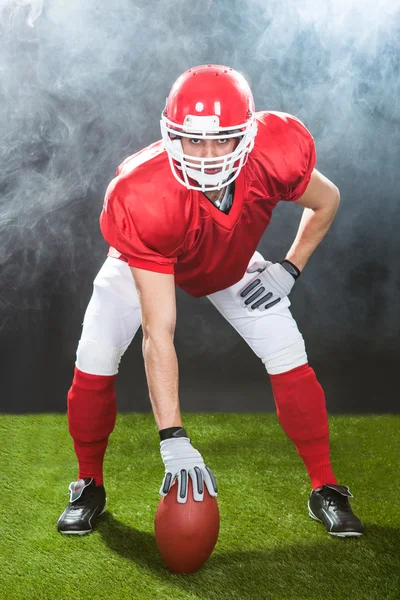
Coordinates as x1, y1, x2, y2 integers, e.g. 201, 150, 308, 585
239, 260, 297, 311
159, 437, 218, 504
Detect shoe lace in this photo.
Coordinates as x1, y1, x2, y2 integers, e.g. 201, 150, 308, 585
67, 487, 95, 510
324, 491, 352, 513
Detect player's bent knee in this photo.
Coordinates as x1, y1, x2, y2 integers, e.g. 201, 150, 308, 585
262, 339, 307, 375
76, 338, 126, 376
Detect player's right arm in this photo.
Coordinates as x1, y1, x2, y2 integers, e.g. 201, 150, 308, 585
129, 266, 182, 431
101, 175, 217, 503
130, 265, 218, 503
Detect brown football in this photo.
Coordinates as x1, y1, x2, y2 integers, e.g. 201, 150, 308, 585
154, 478, 220, 573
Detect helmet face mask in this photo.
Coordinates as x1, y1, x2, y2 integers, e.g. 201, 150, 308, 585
160, 65, 258, 192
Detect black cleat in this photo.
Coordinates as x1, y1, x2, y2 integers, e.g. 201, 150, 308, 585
57, 478, 106, 535
308, 484, 364, 538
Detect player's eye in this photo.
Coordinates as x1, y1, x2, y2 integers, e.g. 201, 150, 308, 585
217, 138, 228, 144
190, 138, 202, 144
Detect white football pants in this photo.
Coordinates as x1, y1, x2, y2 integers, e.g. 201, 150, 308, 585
76, 252, 308, 376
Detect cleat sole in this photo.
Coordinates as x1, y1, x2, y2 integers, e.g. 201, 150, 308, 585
59, 529, 92, 536
328, 531, 363, 538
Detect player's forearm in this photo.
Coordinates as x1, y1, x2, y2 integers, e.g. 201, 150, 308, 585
142, 335, 182, 431
285, 195, 340, 271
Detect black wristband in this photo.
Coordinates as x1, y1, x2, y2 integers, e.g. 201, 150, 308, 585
159, 426, 188, 441
280, 259, 301, 280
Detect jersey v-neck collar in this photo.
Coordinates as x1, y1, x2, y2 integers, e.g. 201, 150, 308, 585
201, 182, 233, 214
197, 170, 246, 230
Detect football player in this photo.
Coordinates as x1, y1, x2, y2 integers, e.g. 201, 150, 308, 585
57, 65, 364, 538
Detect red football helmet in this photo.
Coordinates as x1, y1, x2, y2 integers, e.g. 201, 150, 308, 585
160, 65, 257, 191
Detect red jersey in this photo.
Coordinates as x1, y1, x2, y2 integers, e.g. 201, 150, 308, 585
100, 111, 316, 298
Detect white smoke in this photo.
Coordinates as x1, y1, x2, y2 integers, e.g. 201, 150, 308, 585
0, 0, 399, 352
0, 0, 43, 27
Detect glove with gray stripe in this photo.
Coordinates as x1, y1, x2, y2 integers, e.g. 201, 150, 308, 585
159, 437, 218, 504
239, 259, 300, 311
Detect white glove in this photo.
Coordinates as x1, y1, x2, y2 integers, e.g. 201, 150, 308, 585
159, 437, 218, 504
239, 260, 297, 311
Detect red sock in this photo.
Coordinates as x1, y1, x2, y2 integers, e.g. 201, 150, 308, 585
269, 363, 338, 490
67, 366, 117, 486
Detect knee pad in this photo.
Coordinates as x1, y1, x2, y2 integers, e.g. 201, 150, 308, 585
76, 338, 129, 376
262, 338, 307, 375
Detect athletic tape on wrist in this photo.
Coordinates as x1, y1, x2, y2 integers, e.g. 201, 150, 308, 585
159, 426, 188, 441
280, 260, 301, 280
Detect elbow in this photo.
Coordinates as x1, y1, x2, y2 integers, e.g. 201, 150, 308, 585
334, 187, 340, 215
328, 185, 340, 216
332, 183, 340, 205
334, 185, 340, 204
142, 323, 175, 344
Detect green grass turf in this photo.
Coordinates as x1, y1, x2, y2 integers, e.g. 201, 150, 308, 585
0, 414, 399, 600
